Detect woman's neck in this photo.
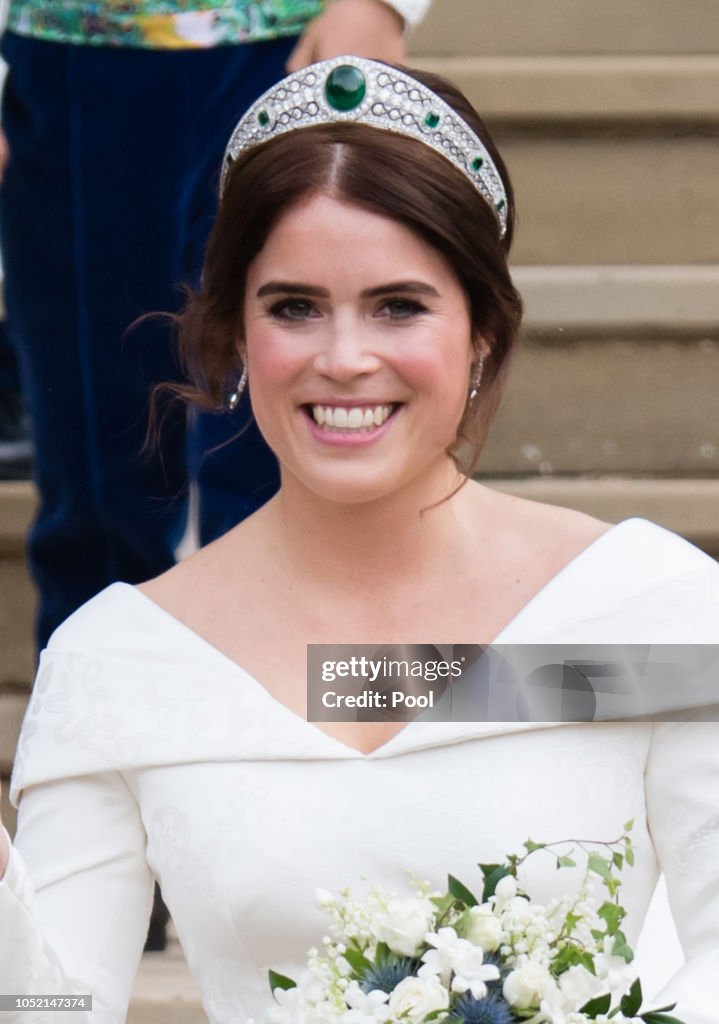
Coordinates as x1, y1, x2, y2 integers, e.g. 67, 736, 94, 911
259, 459, 488, 591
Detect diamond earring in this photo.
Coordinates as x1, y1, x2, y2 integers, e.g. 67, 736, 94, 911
468, 352, 485, 403
227, 363, 248, 411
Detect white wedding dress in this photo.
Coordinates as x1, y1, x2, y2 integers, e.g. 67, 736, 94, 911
1, 518, 718, 1024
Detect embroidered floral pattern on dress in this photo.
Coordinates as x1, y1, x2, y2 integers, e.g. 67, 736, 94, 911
6, 0, 325, 49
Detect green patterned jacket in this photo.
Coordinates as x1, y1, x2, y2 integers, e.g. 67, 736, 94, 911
5, 0, 327, 48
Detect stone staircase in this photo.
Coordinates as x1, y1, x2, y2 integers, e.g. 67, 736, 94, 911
1, 0, 718, 1017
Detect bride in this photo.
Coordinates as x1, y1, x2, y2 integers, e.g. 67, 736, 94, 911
1, 56, 717, 1024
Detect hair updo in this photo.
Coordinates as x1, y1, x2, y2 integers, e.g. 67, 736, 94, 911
174, 65, 523, 474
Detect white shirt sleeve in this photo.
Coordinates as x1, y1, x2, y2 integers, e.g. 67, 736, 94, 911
644, 719, 719, 1022
0, 772, 154, 1024
380, 0, 432, 30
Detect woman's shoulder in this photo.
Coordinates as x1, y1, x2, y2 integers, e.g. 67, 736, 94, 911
481, 486, 716, 574
46, 581, 145, 654
473, 487, 718, 640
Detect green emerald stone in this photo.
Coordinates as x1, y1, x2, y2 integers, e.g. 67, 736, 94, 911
325, 65, 366, 112
257, 109, 270, 127
496, 198, 506, 212
472, 156, 484, 172
424, 111, 440, 129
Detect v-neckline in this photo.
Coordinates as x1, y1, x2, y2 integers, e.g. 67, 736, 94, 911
122, 519, 637, 758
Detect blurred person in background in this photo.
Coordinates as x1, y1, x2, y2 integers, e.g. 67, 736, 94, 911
0, 0, 430, 952
0, 0, 429, 654
0, 45, 31, 480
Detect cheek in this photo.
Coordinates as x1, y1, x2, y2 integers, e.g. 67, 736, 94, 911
245, 327, 302, 397
395, 336, 472, 406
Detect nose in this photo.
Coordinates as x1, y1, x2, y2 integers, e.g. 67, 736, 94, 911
312, 320, 382, 382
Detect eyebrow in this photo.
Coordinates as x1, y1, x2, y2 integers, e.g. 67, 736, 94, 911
255, 280, 441, 299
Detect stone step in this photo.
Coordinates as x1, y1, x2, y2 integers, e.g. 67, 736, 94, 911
513, 264, 719, 336
400, 52, 719, 264
128, 939, 205, 1024
481, 335, 719, 476
410, 0, 719, 57
488, 133, 717, 265
411, 55, 719, 125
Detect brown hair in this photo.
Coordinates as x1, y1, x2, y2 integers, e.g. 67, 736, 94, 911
172, 65, 523, 475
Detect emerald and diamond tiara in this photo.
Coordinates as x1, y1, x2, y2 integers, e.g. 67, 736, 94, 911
220, 55, 508, 238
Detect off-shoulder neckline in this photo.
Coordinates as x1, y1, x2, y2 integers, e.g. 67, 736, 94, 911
113, 518, 647, 757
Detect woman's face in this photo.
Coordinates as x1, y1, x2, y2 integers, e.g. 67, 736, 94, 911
243, 192, 477, 505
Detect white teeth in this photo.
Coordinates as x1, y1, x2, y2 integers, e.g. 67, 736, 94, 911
310, 404, 395, 431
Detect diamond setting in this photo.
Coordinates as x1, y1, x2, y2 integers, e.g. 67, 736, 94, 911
220, 55, 508, 237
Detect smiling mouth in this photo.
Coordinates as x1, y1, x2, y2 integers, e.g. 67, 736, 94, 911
304, 403, 400, 432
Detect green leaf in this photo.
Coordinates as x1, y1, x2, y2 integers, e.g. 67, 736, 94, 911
552, 945, 595, 976
587, 853, 612, 880
564, 911, 581, 932
624, 818, 634, 831
374, 942, 392, 966
557, 855, 577, 869
478, 862, 502, 880
523, 839, 545, 853
620, 978, 643, 1017
598, 901, 626, 934
448, 874, 478, 907
479, 864, 512, 904
343, 948, 372, 975
269, 970, 297, 993
580, 993, 611, 1016
613, 851, 624, 871
640, 1014, 687, 1024
611, 930, 634, 963
431, 893, 455, 916
644, 1004, 678, 1015
625, 844, 635, 867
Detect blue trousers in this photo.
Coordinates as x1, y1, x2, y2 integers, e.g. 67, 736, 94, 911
0, 31, 292, 650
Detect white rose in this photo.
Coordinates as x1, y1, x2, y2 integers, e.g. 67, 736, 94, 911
558, 964, 602, 1008
502, 962, 553, 1010
465, 905, 502, 952
371, 898, 436, 957
388, 976, 449, 1022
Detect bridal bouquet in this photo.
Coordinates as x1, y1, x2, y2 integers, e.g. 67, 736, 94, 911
266, 824, 685, 1024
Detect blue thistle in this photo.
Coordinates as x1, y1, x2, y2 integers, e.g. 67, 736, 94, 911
447, 991, 516, 1024
360, 957, 418, 993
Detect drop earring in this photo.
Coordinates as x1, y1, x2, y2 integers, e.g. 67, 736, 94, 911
227, 362, 248, 411
468, 351, 485, 404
